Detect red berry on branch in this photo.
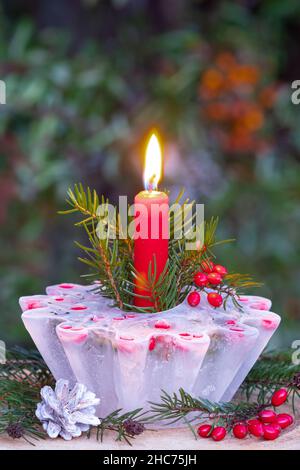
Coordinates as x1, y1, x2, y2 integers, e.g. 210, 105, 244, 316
211, 426, 227, 441
194, 272, 208, 287
207, 292, 223, 308
233, 423, 248, 439
197, 424, 212, 438
207, 272, 223, 285
201, 260, 214, 273
259, 410, 277, 423
271, 388, 288, 407
263, 424, 280, 440
276, 413, 293, 429
247, 419, 264, 437
187, 291, 201, 307
213, 264, 228, 277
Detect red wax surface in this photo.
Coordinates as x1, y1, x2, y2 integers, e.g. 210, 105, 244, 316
133, 190, 169, 308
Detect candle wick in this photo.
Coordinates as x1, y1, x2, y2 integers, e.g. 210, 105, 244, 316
147, 174, 157, 192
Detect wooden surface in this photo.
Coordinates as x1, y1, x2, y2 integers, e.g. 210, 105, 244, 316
0, 420, 299, 450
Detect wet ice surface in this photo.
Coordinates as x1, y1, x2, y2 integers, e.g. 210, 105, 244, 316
20, 283, 280, 418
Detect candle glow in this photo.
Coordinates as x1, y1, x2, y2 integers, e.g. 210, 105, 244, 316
143, 133, 162, 191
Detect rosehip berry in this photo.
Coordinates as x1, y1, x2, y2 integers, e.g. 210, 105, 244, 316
207, 292, 223, 308
211, 426, 227, 441
200, 260, 214, 273
194, 272, 208, 287
258, 410, 277, 423
213, 265, 228, 277
271, 388, 288, 407
247, 419, 264, 437
263, 424, 280, 440
207, 272, 223, 285
187, 291, 200, 307
276, 413, 293, 429
269, 422, 281, 434
197, 424, 212, 438
233, 423, 248, 439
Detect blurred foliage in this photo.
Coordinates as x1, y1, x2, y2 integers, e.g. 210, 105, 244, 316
0, 0, 300, 345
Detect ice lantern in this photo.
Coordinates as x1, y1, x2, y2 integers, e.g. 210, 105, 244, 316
20, 283, 280, 420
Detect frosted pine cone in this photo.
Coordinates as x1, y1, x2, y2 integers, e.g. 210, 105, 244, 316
36, 379, 100, 440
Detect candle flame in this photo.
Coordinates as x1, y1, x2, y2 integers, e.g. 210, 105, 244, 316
144, 133, 162, 191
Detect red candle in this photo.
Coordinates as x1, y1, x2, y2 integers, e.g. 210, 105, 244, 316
134, 134, 169, 308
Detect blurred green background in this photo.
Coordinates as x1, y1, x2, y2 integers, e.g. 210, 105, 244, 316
0, 0, 299, 346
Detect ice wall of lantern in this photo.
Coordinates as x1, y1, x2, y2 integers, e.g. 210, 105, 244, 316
20, 284, 280, 418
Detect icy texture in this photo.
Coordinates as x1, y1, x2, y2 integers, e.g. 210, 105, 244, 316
20, 283, 280, 417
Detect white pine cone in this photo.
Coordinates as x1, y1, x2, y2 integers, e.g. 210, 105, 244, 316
36, 379, 100, 440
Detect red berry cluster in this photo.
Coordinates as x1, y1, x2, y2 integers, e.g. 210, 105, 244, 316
197, 388, 293, 443
187, 261, 227, 308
